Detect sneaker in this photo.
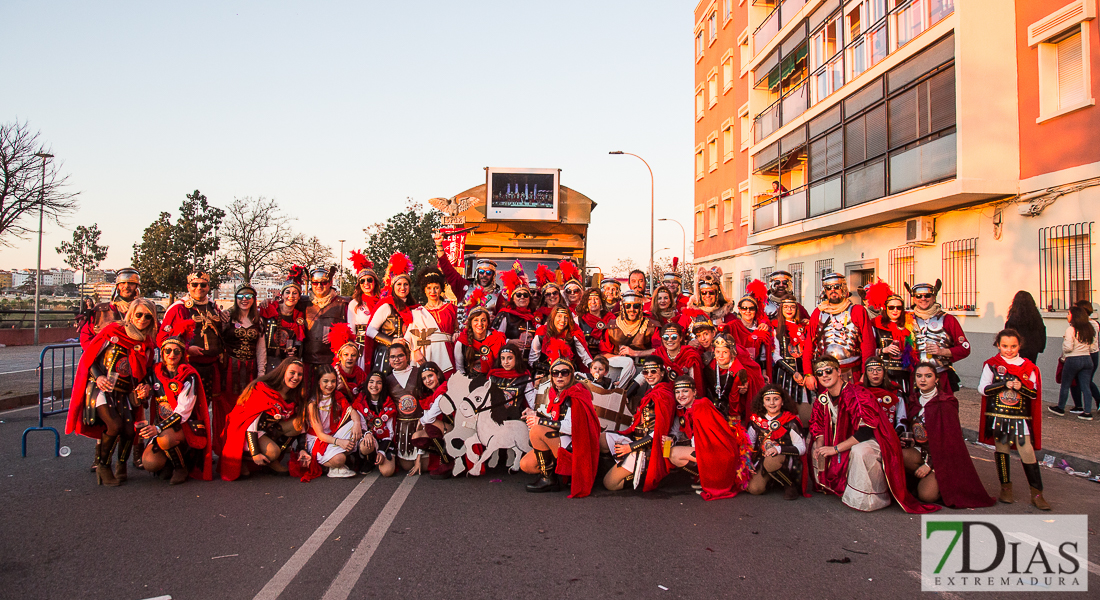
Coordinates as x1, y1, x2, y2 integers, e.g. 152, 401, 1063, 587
1048, 406, 1066, 415
326, 466, 355, 478
1069, 407, 1085, 415
1079, 413, 1094, 421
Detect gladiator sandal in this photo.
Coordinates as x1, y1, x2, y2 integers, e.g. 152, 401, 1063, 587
1022, 462, 1050, 511
168, 446, 189, 485
525, 449, 560, 493
115, 438, 133, 482
995, 452, 1013, 503
96, 436, 121, 487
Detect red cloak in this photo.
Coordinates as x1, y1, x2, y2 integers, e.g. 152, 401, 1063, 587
654, 344, 706, 397
66, 322, 154, 439
549, 383, 601, 498
456, 329, 507, 376
726, 318, 775, 374
684, 397, 753, 500
619, 381, 676, 492
219, 383, 297, 481
708, 357, 765, 423
906, 389, 995, 508
978, 355, 1042, 451
153, 363, 214, 481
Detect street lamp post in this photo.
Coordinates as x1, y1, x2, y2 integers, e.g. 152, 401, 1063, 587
658, 218, 686, 266
32, 152, 53, 345
609, 151, 654, 294
338, 239, 346, 292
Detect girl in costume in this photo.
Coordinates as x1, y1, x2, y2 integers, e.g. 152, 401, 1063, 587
577, 288, 614, 360
489, 344, 536, 418
647, 286, 680, 329
305, 364, 363, 479
406, 267, 457, 375
865, 281, 919, 397
745, 385, 807, 500
529, 306, 592, 376
346, 250, 382, 369
726, 280, 773, 374
220, 358, 310, 481
494, 264, 539, 359
653, 322, 706, 398
771, 296, 811, 421
411, 362, 456, 478
219, 283, 265, 455
521, 358, 601, 497
259, 266, 306, 371
354, 372, 397, 477
665, 376, 753, 500
602, 360, 675, 492
365, 253, 419, 373
705, 333, 765, 425
455, 304, 508, 377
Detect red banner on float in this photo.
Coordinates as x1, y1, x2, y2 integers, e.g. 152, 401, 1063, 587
439, 227, 467, 270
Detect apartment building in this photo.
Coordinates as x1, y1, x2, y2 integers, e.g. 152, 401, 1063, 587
693, 0, 1098, 387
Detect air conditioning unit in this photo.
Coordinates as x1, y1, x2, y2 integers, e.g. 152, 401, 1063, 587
905, 216, 935, 245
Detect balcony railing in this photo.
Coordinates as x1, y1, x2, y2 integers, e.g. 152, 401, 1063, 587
754, 7, 781, 51
755, 99, 781, 143
752, 185, 808, 232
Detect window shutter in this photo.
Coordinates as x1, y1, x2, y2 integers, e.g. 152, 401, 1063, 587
889, 87, 918, 148
865, 104, 887, 158
810, 137, 828, 181
1058, 33, 1086, 108
928, 65, 956, 133
826, 130, 844, 176
845, 116, 866, 165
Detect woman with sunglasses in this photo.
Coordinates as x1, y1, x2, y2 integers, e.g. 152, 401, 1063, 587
136, 336, 214, 484
405, 267, 457, 375
646, 286, 680, 329
494, 267, 539, 358
529, 306, 592, 376
521, 358, 601, 497
727, 282, 773, 376
902, 362, 995, 508
771, 296, 811, 422
365, 253, 419, 373
67, 299, 159, 486
220, 358, 311, 481
577, 288, 614, 359
559, 259, 585, 312
601, 356, 675, 492
218, 283, 266, 455
865, 282, 919, 397
347, 251, 382, 369
455, 306, 508, 378
353, 372, 397, 476
653, 322, 706, 398
680, 269, 732, 331
534, 264, 564, 322
259, 267, 307, 371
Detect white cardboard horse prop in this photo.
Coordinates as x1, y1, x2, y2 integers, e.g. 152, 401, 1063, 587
443, 374, 532, 476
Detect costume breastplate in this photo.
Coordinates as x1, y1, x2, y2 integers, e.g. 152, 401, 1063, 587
764, 300, 779, 320
101, 343, 135, 393
915, 314, 952, 370
872, 326, 904, 371
988, 372, 1030, 418
378, 310, 405, 339
227, 323, 262, 360
91, 304, 121, 335
815, 310, 860, 366
186, 302, 223, 356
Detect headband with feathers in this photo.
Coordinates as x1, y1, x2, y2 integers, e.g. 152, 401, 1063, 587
745, 279, 768, 308
535, 264, 556, 289
865, 280, 900, 311
384, 252, 414, 288
329, 322, 358, 358
349, 250, 374, 277
558, 259, 582, 287
282, 265, 305, 292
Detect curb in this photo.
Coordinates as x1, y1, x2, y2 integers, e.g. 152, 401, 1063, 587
0, 393, 39, 412
962, 426, 1100, 477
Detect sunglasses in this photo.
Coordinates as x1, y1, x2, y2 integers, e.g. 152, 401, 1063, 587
738, 305, 755, 311
565, 288, 582, 294
661, 334, 680, 341
886, 304, 903, 310
551, 369, 573, 377
823, 284, 844, 291
642, 367, 663, 375
311, 279, 329, 285
358, 277, 375, 284
623, 303, 642, 309
915, 293, 933, 299
513, 292, 531, 299
236, 293, 255, 300
814, 367, 836, 377
188, 282, 208, 288
476, 269, 494, 276
162, 347, 182, 356
701, 291, 717, 297
133, 312, 154, 322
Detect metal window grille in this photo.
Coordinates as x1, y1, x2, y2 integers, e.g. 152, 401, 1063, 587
741, 270, 752, 296
814, 258, 833, 300
941, 238, 977, 311
888, 245, 916, 303
760, 266, 773, 281
1039, 222, 1094, 311
723, 274, 735, 300
789, 262, 804, 304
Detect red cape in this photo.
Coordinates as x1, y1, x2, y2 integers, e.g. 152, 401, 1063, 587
219, 383, 297, 481
620, 381, 675, 492
654, 344, 706, 398
66, 322, 154, 439
457, 329, 507, 375
420, 381, 449, 412
906, 389, 995, 508
154, 363, 214, 481
726, 318, 775, 374
709, 358, 765, 423
551, 383, 601, 498
686, 397, 753, 500
978, 355, 1042, 451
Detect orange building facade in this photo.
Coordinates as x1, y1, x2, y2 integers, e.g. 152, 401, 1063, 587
692, 0, 1100, 390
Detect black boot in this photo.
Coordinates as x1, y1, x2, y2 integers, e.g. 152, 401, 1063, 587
526, 449, 560, 493
95, 436, 120, 487
168, 446, 189, 485
90, 439, 101, 473
115, 437, 133, 482
995, 452, 1013, 503
1022, 462, 1050, 510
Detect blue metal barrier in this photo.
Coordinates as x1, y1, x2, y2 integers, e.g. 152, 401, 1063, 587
21, 343, 82, 457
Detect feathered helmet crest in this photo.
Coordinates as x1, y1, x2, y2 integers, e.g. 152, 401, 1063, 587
349, 250, 377, 281
743, 279, 768, 309
282, 265, 305, 293
384, 252, 414, 289
535, 264, 557, 290
501, 261, 530, 298
328, 323, 358, 359
864, 279, 901, 312
465, 287, 488, 311
557, 259, 582, 288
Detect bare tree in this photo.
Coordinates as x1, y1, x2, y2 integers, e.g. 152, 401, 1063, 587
222, 196, 300, 283
0, 121, 79, 246
609, 257, 641, 278
275, 235, 335, 277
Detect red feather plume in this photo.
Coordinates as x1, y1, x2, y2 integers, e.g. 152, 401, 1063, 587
287, 265, 305, 286
349, 250, 372, 273
747, 279, 768, 307
466, 287, 487, 310
558, 259, 581, 284
865, 279, 894, 311
328, 323, 356, 356
500, 269, 522, 297
671, 257, 679, 271
387, 252, 412, 277
536, 264, 555, 288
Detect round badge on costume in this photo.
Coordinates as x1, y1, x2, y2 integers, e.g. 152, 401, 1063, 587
168, 382, 180, 393
185, 299, 194, 308
597, 322, 606, 329
398, 395, 417, 414
372, 418, 383, 429
818, 393, 829, 405
296, 318, 305, 326
110, 336, 118, 343
479, 346, 489, 356
996, 366, 1007, 376
769, 420, 780, 431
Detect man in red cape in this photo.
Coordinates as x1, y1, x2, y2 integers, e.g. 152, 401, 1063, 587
521, 358, 600, 498
220, 377, 300, 481
808, 356, 939, 514
668, 376, 753, 500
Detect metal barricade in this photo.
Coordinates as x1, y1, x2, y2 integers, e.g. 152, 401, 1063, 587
21, 343, 82, 457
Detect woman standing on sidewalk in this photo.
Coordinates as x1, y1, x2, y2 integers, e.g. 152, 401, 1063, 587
1005, 291, 1046, 364
1051, 306, 1098, 419
1069, 300, 1100, 417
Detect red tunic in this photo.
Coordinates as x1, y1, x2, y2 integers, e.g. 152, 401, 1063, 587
978, 354, 1043, 451
618, 381, 676, 492
682, 397, 753, 500
726, 318, 774, 374
354, 396, 397, 443
426, 303, 458, 336
653, 344, 706, 398
456, 329, 507, 376
333, 364, 368, 407
66, 322, 154, 439
546, 383, 601, 498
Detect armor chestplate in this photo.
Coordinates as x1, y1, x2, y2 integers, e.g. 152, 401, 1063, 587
186, 302, 223, 357
377, 311, 404, 342
915, 314, 952, 371
91, 304, 123, 335
872, 327, 904, 371
580, 319, 605, 354
354, 323, 369, 349
102, 343, 136, 394
988, 374, 1030, 419
815, 310, 860, 366
227, 324, 262, 360
634, 404, 657, 438
764, 300, 779, 321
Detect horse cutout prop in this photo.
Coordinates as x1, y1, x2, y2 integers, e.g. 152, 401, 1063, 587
533, 376, 633, 432
441, 373, 532, 476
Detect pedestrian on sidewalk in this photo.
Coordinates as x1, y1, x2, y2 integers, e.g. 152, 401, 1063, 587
1069, 300, 1100, 416
1051, 306, 1097, 418
1005, 291, 1046, 364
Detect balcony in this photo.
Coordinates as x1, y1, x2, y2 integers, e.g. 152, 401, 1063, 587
752, 186, 808, 232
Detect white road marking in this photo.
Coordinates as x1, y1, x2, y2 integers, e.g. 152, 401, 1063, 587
139, 596, 172, 600
321, 475, 419, 600
1005, 531, 1100, 576
0, 404, 39, 415
251, 473, 380, 600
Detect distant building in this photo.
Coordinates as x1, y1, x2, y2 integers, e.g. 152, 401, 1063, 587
94, 282, 116, 302
0, 271, 11, 289
86, 270, 107, 284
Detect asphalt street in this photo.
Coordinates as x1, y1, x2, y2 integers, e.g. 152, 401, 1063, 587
0, 343, 82, 404
2, 404, 1098, 600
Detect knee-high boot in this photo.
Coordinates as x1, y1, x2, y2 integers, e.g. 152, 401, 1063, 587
1022, 462, 1050, 511
168, 446, 189, 485
115, 437, 133, 482
525, 449, 560, 493
995, 452, 1013, 503
90, 439, 101, 473
96, 436, 121, 487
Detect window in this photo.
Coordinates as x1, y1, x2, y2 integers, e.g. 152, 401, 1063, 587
789, 261, 804, 303
696, 84, 705, 120
695, 207, 706, 242
722, 189, 735, 230
723, 273, 735, 300
725, 0, 734, 23
708, 133, 719, 171
739, 102, 752, 149
1039, 222, 1094, 311
1031, 1, 1095, 122
709, 12, 718, 43
888, 245, 915, 303
722, 50, 735, 93
739, 180, 750, 226
814, 258, 834, 300
708, 68, 719, 107
894, 0, 926, 48
941, 238, 977, 311
760, 266, 774, 280
741, 270, 752, 296
810, 12, 843, 104
928, 0, 954, 24
722, 119, 735, 161
697, 31, 705, 60
695, 144, 706, 180
739, 28, 752, 69
708, 199, 719, 236
888, 63, 956, 194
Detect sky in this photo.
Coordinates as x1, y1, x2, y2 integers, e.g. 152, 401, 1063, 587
2, 1, 694, 274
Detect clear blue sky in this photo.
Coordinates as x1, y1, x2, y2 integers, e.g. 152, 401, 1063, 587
2, 1, 694, 274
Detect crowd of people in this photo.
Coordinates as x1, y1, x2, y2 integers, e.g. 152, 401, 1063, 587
65, 236, 1072, 512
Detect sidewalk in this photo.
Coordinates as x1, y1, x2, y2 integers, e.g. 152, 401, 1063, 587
0, 343, 82, 410
957, 387, 1100, 474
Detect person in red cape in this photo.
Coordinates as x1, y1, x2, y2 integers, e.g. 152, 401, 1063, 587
411, 363, 457, 479
353, 372, 398, 477
802, 272, 877, 388
559, 260, 585, 312
771, 296, 812, 424
303, 364, 364, 481
158, 271, 225, 418
329, 323, 367, 407
487, 345, 536, 417
726, 282, 774, 375
455, 306, 508, 377
135, 336, 213, 484
521, 358, 600, 497
220, 358, 310, 481
259, 267, 307, 371
646, 286, 680, 329
529, 306, 592, 375
601, 363, 675, 492
577, 289, 615, 360
534, 268, 565, 325
865, 282, 919, 398
493, 264, 539, 359
346, 251, 381, 370
653, 322, 706, 398
67, 299, 159, 487
678, 267, 732, 340
977, 329, 1049, 510
745, 385, 809, 500
666, 376, 753, 500
861, 356, 907, 433
808, 356, 939, 514
365, 252, 419, 373
704, 333, 764, 425
902, 363, 995, 508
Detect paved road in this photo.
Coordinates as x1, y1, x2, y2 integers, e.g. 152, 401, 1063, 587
3, 405, 1099, 600
0, 344, 82, 402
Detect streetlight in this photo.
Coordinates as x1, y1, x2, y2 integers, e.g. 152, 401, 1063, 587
609, 151, 654, 294
658, 218, 686, 266
32, 151, 53, 345
337, 239, 346, 292
652, 247, 670, 265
